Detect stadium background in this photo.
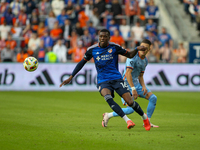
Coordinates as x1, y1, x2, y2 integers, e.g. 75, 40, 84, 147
0, 1, 200, 150
0, 0, 200, 90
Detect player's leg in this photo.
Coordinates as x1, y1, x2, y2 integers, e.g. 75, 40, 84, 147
145, 92, 159, 127
121, 92, 150, 131
136, 83, 158, 127
100, 86, 133, 129
115, 79, 150, 130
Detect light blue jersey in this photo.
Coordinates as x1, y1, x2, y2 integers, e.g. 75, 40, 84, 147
122, 52, 148, 86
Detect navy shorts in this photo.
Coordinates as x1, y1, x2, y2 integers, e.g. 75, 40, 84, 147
97, 79, 130, 98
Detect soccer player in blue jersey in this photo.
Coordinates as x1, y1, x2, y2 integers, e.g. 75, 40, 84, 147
102, 39, 159, 128
60, 29, 151, 131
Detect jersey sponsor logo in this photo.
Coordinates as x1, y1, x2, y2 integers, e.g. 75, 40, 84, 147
96, 52, 99, 54
30, 70, 54, 85
108, 48, 113, 53
96, 56, 101, 61
147, 70, 171, 86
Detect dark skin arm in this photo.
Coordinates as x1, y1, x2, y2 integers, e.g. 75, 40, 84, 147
124, 46, 147, 58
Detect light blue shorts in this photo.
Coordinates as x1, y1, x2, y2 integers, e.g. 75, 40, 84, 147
121, 82, 151, 105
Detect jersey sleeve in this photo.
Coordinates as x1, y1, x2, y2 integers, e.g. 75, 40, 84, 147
83, 48, 93, 61
126, 57, 136, 70
141, 58, 148, 73
114, 44, 128, 56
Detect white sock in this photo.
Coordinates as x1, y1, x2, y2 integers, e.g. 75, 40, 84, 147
107, 113, 113, 119
141, 113, 147, 120
148, 118, 151, 122
123, 115, 130, 123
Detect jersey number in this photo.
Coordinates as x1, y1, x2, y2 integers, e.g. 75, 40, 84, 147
120, 82, 129, 91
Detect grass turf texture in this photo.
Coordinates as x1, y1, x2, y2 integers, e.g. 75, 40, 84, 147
0, 91, 199, 150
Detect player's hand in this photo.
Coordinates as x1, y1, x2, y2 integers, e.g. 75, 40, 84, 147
132, 90, 138, 100
136, 46, 147, 51
60, 75, 73, 87
142, 87, 147, 95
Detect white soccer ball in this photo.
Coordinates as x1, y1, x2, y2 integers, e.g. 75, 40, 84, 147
23, 57, 39, 72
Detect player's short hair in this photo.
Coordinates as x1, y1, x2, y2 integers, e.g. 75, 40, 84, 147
141, 39, 152, 46
100, 29, 110, 36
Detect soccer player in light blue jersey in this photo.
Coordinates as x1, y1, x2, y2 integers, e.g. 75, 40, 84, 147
102, 39, 159, 128
60, 29, 151, 131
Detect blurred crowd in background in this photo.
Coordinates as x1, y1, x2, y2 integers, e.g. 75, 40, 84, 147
0, 0, 194, 63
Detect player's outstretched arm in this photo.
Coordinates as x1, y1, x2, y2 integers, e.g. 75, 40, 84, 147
125, 46, 147, 58
60, 59, 87, 87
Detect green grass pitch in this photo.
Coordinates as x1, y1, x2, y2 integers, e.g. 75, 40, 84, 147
0, 91, 200, 150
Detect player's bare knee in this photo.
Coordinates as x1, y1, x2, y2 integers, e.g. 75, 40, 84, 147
126, 99, 134, 106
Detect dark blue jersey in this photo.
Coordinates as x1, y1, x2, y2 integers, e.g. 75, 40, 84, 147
84, 42, 128, 84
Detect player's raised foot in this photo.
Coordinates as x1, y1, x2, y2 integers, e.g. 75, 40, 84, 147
127, 120, 135, 129
143, 115, 151, 131
102, 113, 109, 127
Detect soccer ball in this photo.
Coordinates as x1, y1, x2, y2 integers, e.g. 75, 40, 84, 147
23, 57, 39, 72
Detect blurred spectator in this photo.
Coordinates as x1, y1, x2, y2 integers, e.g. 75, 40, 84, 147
88, 22, 97, 38
22, 24, 32, 47
110, 0, 122, 17
11, 21, 22, 39
146, 45, 159, 63
145, 0, 159, 23
93, 0, 106, 17
37, 22, 46, 38
45, 11, 57, 30
65, 0, 76, 24
38, 0, 51, 15
16, 48, 28, 62
70, 30, 79, 49
28, 32, 41, 54
119, 19, 131, 45
2, 7, 16, 25
1, 44, 14, 62
158, 27, 173, 48
68, 40, 86, 62
57, 9, 69, 27
45, 50, 58, 63
131, 21, 144, 46
189, 0, 199, 24
52, 38, 67, 62
0, 0, 9, 15
107, 18, 120, 36
183, 0, 193, 15
17, 7, 28, 26
138, 0, 149, 15
159, 42, 173, 63
110, 29, 125, 46
10, 0, 23, 16
125, 0, 140, 24
51, 0, 65, 16
0, 21, 11, 40
74, 22, 84, 36
0, 35, 6, 51
63, 19, 72, 41
23, 0, 36, 16
33, 40, 47, 62
76, 5, 89, 28
145, 31, 158, 48
29, 10, 40, 31
174, 42, 188, 63
42, 30, 54, 51
50, 21, 63, 40
6, 34, 17, 51
88, 8, 100, 27
81, 29, 93, 47
145, 18, 157, 35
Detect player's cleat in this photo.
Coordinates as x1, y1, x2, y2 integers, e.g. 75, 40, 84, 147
127, 120, 135, 129
102, 113, 109, 127
143, 123, 159, 128
143, 115, 151, 131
